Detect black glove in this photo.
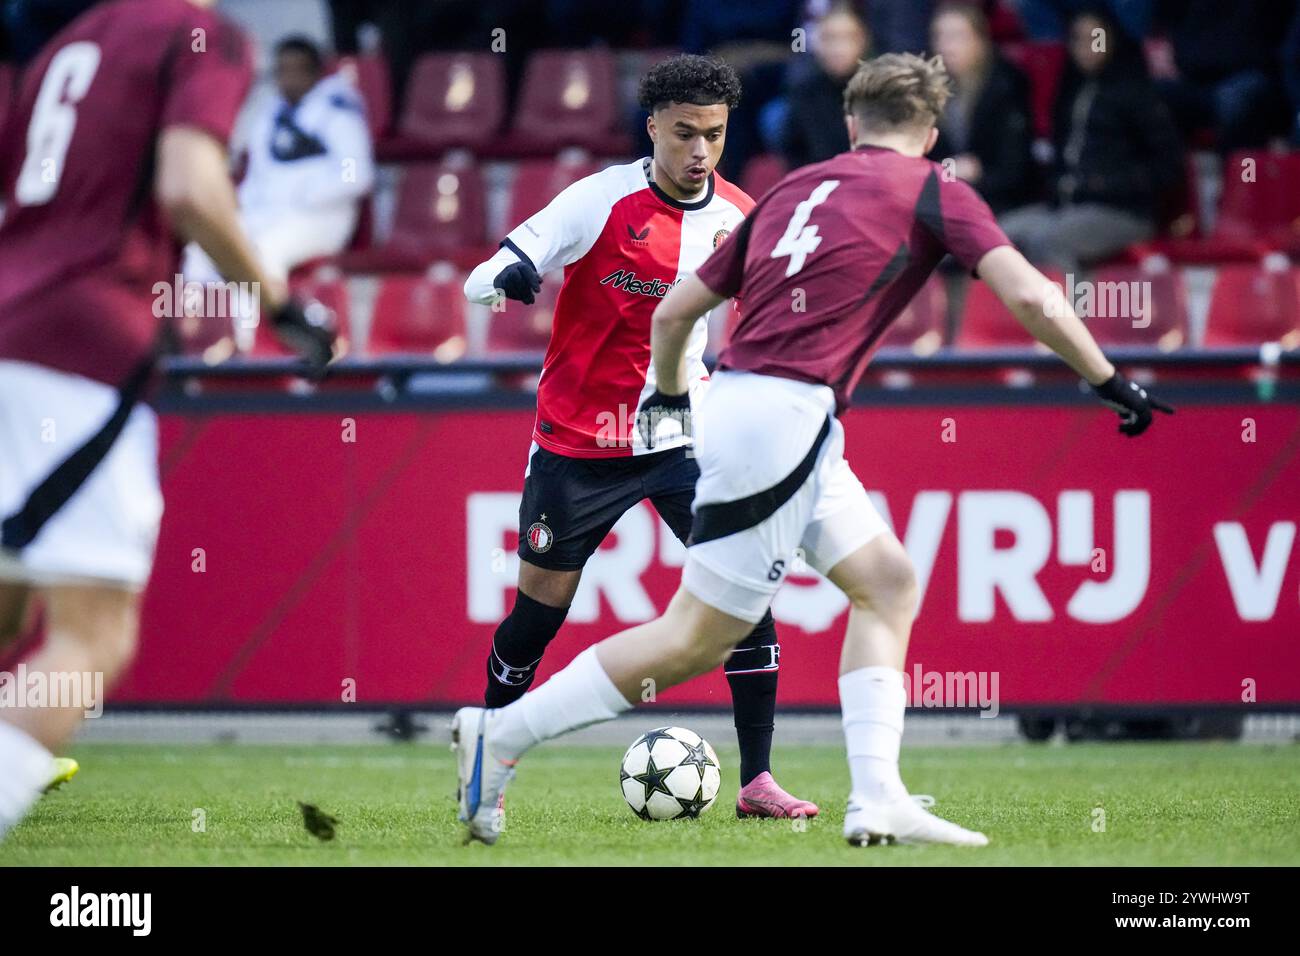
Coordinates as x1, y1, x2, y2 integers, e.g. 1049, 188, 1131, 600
1091, 372, 1174, 437
271, 298, 336, 379
636, 388, 691, 450
493, 260, 542, 305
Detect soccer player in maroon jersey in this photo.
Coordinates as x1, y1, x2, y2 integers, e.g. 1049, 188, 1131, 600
461, 55, 817, 826
0, 0, 334, 840
453, 52, 1172, 846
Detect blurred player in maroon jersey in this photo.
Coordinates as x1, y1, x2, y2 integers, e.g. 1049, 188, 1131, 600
452, 53, 1171, 846
0, 0, 334, 840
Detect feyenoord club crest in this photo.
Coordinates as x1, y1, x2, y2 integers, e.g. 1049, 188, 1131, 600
526, 521, 553, 553
713, 228, 730, 248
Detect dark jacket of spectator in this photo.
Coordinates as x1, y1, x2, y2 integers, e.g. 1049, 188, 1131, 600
1047, 30, 1183, 217
681, 0, 802, 53
1285, 6, 1300, 142
1154, 0, 1293, 84
931, 55, 1037, 213
778, 66, 851, 168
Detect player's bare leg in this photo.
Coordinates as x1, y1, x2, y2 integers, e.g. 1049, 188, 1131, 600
453, 586, 751, 843
0, 583, 79, 795
480, 550, 816, 819
0, 582, 32, 648
825, 533, 987, 847
0, 584, 139, 839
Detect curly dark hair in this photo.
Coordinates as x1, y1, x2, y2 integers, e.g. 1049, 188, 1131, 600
637, 54, 742, 113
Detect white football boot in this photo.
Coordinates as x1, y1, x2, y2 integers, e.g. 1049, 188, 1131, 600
451, 707, 516, 845
844, 792, 989, 847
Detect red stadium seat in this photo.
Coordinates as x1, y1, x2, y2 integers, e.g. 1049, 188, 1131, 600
1204, 263, 1300, 349
505, 155, 600, 229
879, 276, 948, 353
1001, 41, 1065, 139
1113, 157, 1269, 264
739, 154, 788, 203
397, 53, 506, 153
1084, 264, 1188, 350
338, 159, 486, 272
333, 54, 392, 140
1129, 235, 1269, 264
957, 270, 1065, 349
486, 272, 560, 353
508, 49, 622, 153
366, 268, 468, 360
1215, 151, 1300, 250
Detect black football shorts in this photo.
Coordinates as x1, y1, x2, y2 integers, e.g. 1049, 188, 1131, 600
516, 444, 698, 571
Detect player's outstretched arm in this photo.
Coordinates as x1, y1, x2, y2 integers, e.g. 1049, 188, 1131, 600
978, 245, 1173, 436
650, 274, 724, 395
465, 172, 612, 306
978, 246, 1113, 384
635, 275, 723, 449
464, 247, 541, 306
157, 126, 335, 373
157, 126, 283, 307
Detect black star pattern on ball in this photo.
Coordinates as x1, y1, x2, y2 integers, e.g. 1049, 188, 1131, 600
631, 753, 676, 807
621, 768, 653, 819
637, 727, 677, 754
676, 787, 709, 819
678, 739, 715, 774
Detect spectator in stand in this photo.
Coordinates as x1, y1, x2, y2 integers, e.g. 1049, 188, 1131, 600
775, 4, 872, 168
928, 2, 1036, 214
328, 0, 532, 117
0, 0, 103, 63
329, 0, 434, 116
183, 36, 375, 351
1150, 0, 1293, 152
680, 0, 802, 55
998, 6, 1182, 271
800, 0, 933, 54
863, 0, 936, 53
1014, 0, 1152, 42
680, 0, 803, 179
1285, 5, 1300, 144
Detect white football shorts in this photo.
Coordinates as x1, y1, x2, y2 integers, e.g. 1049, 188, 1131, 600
0, 360, 162, 590
682, 369, 888, 622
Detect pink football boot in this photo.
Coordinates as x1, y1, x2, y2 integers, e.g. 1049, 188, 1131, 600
735, 772, 820, 819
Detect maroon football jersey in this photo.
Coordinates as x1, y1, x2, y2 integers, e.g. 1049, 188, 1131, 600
0, 0, 253, 387
697, 145, 1010, 412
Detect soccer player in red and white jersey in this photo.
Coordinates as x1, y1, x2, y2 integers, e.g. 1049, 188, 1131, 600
461, 55, 817, 829
453, 53, 1172, 846
0, 0, 333, 840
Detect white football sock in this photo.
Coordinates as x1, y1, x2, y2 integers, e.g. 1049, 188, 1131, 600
492, 646, 632, 762
839, 666, 908, 802
0, 719, 53, 840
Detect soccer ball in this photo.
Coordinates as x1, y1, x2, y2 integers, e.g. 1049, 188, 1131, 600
619, 726, 721, 820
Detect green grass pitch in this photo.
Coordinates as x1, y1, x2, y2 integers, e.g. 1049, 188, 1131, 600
3, 741, 1298, 866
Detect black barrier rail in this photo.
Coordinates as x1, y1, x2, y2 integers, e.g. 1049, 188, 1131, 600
157, 345, 1300, 412
161, 344, 1300, 379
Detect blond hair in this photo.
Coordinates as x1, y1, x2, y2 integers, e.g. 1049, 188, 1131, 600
842, 53, 952, 133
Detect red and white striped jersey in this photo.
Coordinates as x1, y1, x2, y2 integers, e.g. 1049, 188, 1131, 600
465, 158, 753, 458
